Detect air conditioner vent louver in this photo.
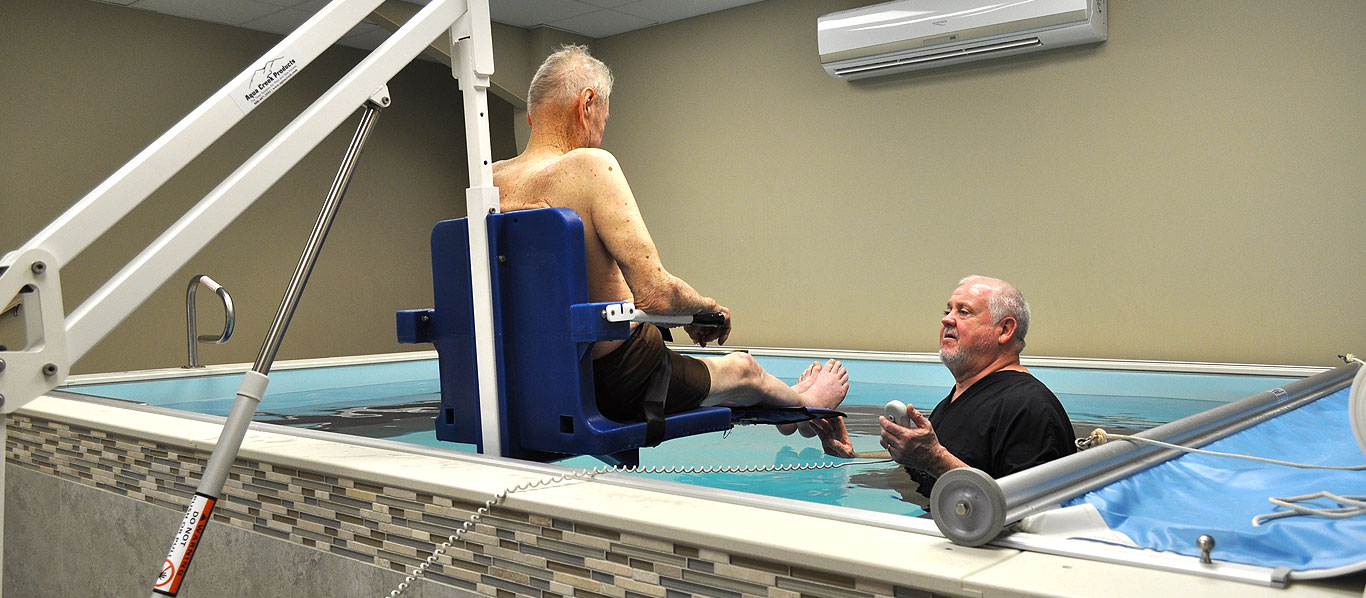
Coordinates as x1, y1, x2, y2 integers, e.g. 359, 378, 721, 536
834, 37, 1042, 78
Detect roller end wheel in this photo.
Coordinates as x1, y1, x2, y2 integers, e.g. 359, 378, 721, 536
931, 467, 1006, 547
1349, 363, 1366, 456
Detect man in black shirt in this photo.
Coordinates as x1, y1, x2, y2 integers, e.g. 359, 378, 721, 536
814, 275, 1075, 497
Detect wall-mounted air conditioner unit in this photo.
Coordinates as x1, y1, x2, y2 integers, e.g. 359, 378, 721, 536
818, 0, 1107, 80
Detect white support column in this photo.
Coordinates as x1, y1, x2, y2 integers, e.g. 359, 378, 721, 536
452, 0, 503, 457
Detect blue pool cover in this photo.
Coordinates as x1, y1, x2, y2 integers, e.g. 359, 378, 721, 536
1066, 387, 1366, 572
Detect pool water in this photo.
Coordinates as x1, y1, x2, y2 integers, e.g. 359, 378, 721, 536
60, 354, 1301, 518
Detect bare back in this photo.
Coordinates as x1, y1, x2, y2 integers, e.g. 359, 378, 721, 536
493, 148, 671, 357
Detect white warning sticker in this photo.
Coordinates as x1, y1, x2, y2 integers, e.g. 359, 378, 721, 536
153, 492, 217, 596
230, 55, 301, 114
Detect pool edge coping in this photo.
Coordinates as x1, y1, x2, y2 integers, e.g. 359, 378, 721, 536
16, 390, 1345, 597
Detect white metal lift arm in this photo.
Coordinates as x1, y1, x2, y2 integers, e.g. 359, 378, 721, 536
0, 0, 498, 415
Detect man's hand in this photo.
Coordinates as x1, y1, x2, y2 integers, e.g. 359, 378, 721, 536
809, 416, 856, 458
880, 404, 966, 475
685, 305, 731, 347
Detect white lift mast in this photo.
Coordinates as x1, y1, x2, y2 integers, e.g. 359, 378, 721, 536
0, 1, 503, 595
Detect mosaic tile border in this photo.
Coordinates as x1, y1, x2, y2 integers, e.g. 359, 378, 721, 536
7, 415, 927, 598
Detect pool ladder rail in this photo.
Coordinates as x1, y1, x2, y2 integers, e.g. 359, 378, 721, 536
185, 274, 234, 368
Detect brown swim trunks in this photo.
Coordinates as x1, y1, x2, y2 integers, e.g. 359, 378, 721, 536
592, 323, 712, 423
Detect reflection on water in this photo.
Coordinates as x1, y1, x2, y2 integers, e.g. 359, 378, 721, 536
562, 426, 927, 517
257, 400, 441, 438
69, 362, 1285, 519
240, 378, 1186, 517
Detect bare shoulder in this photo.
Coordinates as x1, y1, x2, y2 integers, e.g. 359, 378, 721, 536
554, 148, 624, 180
491, 154, 533, 186
545, 149, 630, 210
493, 149, 632, 217
562, 147, 618, 166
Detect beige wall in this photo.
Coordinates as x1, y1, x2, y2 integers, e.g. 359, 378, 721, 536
3, 0, 1362, 372
589, 0, 1366, 366
0, 0, 517, 373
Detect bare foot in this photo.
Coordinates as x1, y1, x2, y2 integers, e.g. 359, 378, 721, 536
779, 361, 823, 435
794, 359, 849, 437
791, 361, 822, 393
798, 359, 850, 410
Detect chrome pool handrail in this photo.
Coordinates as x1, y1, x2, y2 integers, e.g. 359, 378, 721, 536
185, 274, 235, 368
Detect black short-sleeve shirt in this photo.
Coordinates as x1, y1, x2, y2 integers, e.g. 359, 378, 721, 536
906, 370, 1076, 497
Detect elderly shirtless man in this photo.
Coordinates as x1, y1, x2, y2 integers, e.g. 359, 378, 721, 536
491, 45, 848, 425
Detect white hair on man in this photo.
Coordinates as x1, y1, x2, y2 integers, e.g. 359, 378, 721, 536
959, 275, 1031, 352
527, 44, 614, 113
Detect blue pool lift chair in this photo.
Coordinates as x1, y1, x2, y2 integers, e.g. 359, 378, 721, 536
397, 207, 734, 466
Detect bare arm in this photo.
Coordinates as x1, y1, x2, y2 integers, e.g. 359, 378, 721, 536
569, 149, 721, 316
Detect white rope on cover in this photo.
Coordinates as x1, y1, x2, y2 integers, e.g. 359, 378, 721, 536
1077, 429, 1366, 472
1251, 492, 1366, 526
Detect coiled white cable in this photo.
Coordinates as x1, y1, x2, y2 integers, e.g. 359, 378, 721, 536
385, 458, 891, 597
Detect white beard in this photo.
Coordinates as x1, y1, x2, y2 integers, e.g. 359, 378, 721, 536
939, 346, 970, 372
939, 333, 994, 375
